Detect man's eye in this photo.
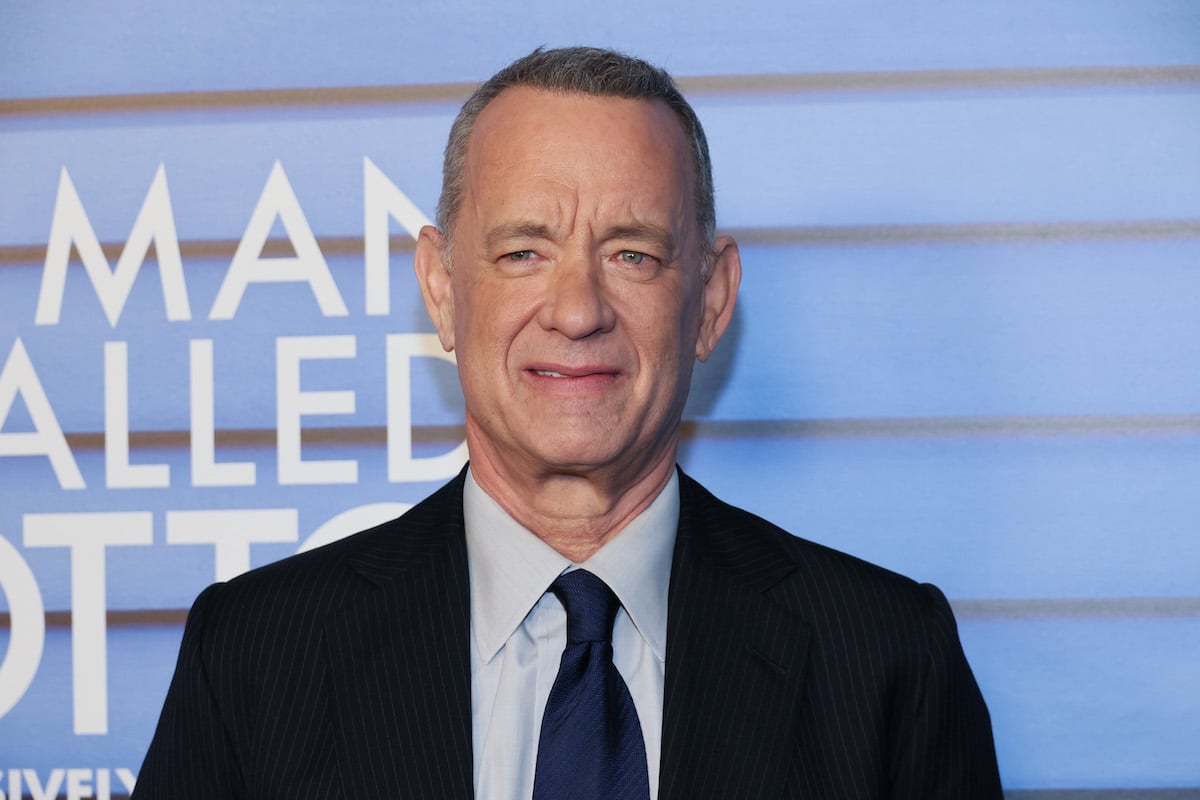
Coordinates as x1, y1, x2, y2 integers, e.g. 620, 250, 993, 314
619, 251, 647, 265
506, 250, 534, 261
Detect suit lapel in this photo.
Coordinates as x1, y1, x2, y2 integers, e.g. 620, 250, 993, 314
313, 470, 811, 799
660, 474, 813, 800
324, 476, 474, 800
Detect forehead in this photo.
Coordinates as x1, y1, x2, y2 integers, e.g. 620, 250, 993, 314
460, 87, 695, 230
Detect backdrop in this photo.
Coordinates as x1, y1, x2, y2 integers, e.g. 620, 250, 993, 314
2, 1, 1199, 797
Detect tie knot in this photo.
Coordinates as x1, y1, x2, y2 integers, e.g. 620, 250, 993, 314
550, 569, 620, 644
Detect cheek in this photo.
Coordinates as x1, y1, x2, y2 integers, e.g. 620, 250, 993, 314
455, 283, 532, 367
664, 289, 704, 350
620, 283, 697, 345
454, 280, 497, 339
630, 312, 691, 373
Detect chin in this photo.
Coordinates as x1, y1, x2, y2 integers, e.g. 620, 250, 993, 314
527, 439, 630, 474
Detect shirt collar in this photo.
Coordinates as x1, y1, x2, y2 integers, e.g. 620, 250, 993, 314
464, 468, 678, 665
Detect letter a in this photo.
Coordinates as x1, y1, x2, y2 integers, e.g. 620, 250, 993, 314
209, 161, 348, 320
0, 339, 84, 489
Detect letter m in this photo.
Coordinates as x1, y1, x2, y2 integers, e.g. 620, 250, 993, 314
36, 165, 191, 327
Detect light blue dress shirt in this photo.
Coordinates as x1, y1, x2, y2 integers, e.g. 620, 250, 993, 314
464, 468, 678, 800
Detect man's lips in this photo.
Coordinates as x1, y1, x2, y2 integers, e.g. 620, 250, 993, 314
524, 364, 621, 380
525, 364, 619, 377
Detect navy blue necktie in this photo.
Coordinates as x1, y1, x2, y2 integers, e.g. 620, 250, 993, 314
532, 569, 651, 800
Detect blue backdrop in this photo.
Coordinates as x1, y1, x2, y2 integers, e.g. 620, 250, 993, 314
2, 1, 1199, 796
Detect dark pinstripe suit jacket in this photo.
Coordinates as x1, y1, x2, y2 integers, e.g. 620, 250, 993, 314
134, 469, 1003, 799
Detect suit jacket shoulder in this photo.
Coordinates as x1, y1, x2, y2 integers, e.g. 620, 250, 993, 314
133, 473, 474, 800
204, 470, 468, 613
662, 472, 1003, 800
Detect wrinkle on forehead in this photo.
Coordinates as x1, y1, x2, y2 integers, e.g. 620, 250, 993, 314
458, 88, 698, 258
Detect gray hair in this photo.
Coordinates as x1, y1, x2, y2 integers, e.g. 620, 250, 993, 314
436, 47, 716, 263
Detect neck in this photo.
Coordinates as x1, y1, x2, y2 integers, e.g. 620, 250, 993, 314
466, 437, 678, 564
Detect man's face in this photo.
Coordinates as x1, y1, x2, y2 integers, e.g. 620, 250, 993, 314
417, 87, 738, 485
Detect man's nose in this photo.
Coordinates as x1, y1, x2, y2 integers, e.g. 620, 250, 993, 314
537, 253, 617, 339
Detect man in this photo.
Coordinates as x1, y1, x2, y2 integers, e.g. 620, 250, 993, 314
133, 47, 1003, 798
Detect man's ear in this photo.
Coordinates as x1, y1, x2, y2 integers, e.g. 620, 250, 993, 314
413, 225, 456, 352
695, 235, 741, 362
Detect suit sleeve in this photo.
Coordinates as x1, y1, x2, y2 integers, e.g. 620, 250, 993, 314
889, 583, 1004, 799
132, 583, 245, 799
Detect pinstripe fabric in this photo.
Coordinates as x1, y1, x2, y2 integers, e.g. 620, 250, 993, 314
133, 468, 1000, 798
132, 475, 474, 800
661, 475, 1003, 799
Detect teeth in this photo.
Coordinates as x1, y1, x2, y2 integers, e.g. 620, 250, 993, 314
534, 370, 567, 378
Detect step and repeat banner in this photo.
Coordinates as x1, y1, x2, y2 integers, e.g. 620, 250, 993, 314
2, 1, 1199, 796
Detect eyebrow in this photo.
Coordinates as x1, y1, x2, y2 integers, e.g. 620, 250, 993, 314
482, 221, 678, 255
484, 222, 554, 251
599, 223, 674, 248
